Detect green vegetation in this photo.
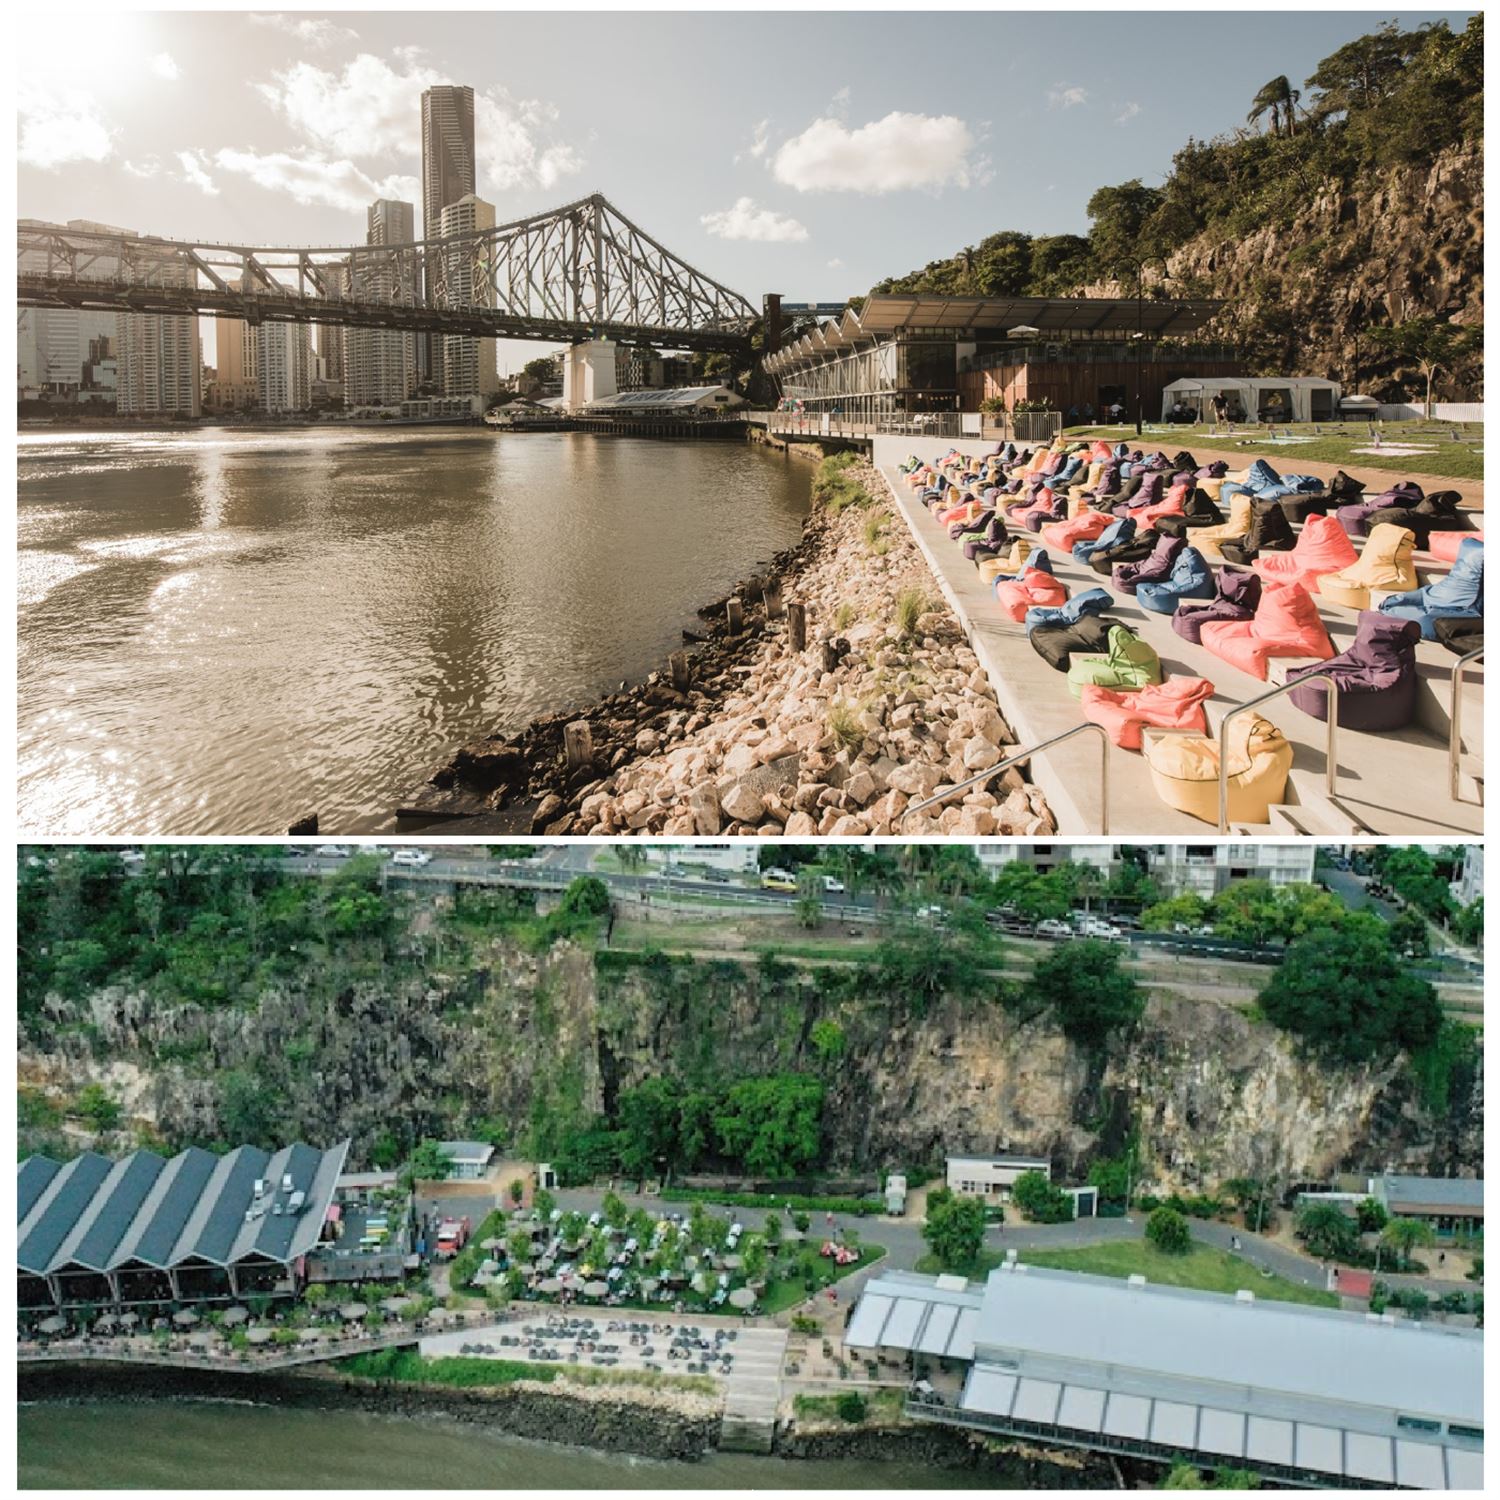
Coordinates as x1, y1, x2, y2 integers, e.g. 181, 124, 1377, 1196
1163, 1462, 1261, 1490
1146, 1206, 1192, 1255
1020, 1242, 1338, 1308
921, 1187, 988, 1272
338, 1347, 715, 1395
660, 1188, 878, 1216
794, 1387, 906, 1424
1010, 1170, 1073, 1225
892, 586, 933, 640
810, 451, 873, 512
1029, 941, 1144, 1049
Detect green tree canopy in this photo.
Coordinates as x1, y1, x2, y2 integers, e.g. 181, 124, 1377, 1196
1031, 940, 1145, 1049
921, 1187, 988, 1271
1147, 1205, 1192, 1254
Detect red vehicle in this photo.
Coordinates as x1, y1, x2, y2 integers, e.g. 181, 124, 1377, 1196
820, 1240, 859, 1266
434, 1216, 470, 1258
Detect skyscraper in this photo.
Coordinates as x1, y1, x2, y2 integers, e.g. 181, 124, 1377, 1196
255, 321, 313, 413
420, 84, 475, 388
116, 240, 201, 418
437, 193, 498, 400
214, 275, 260, 411
344, 197, 417, 408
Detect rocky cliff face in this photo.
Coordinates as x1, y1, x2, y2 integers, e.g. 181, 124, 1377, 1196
20, 938, 1480, 1187
1093, 145, 1483, 388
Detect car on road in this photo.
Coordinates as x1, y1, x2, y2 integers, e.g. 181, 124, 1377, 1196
821, 875, 846, 893
391, 848, 433, 868
704, 869, 730, 883
1036, 918, 1073, 940
315, 844, 352, 859
119, 849, 146, 868
760, 868, 798, 891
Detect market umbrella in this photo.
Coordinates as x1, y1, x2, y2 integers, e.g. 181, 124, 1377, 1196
300, 1328, 329, 1343
481, 1237, 504, 1251
380, 1297, 412, 1315
339, 1303, 366, 1322
728, 1288, 757, 1310
583, 1281, 608, 1299
117, 1312, 140, 1329
93, 1314, 119, 1333
221, 1307, 250, 1326
690, 1272, 709, 1295
639, 1278, 660, 1297
37, 1315, 68, 1336
172, 1308, 199, 1327
538, 1277, 563, 1295
478, 1259, 499, 1276
724, 1254, 743, 1270
246, 1327, 273, 1345
188, 1330, 218, 1348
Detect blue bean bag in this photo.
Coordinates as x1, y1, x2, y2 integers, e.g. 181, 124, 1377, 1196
1137, 546, 1216, 614
1073, 516, 1136, 565
1024, 587, 1114, 634
1378, 537, 1484, 639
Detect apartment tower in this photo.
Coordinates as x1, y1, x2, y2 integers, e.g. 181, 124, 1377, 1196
344, 197, 417, 408
437, 193, 498, 400
420, 84, 476, 388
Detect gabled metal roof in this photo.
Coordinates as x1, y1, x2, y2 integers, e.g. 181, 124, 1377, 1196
170, 1146, 271, 1265
18, 1156, 62, 1222
18, 1153, 115, 1274
50, 1150, 167, 1272
111, 1147, 220, 1268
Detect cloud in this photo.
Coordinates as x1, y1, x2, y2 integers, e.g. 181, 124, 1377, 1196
176, 149, 219, 195
249, 13, 359, 47
18, 82, 114, 169
701, 197, 808, 243
740, 119, 771, 163
213, 148, 419, 214
150, 52, 180, 80
1115, 101, 1142, 125
827, 257, 844, 269
253, 52, 584, 199
123, 156, 163, 178
772, 111, 980, 194
1048, 83, 1089, 109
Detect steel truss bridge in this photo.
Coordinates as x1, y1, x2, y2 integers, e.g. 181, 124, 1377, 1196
17, 193, 760, 354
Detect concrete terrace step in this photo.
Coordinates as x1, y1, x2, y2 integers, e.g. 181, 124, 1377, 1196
876, 437, 1484, 837
719, 1328, 786, 1454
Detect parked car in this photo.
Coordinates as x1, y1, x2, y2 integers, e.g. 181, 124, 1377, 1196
760, 868, 798, 891
315, 844, 352, 859
1036, 918, 1073, 939
391, 848, 433, 867
821, 874, 847, 893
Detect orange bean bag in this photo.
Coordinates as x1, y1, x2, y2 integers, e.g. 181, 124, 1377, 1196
1080, 675, 1217, 750
1427, 528, 1483, 563
1255, 513, 1357, 588
994, 569, 1069, 623
1042, 509, 1113, 551
1132, 480, 1190, 528
1199, 580, 1335, 680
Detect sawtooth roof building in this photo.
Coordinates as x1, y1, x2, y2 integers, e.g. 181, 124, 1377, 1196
847, 1266, 1482, 1489
18, 1142, 349, 1310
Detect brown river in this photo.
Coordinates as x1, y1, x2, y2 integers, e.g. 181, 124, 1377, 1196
17, 427, 809, 837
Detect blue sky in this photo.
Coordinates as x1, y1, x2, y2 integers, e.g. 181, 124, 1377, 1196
18, 9, 1473, 367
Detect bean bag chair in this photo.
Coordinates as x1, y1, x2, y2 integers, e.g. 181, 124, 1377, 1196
1172, 570, 1262, 646
1428, 527, 1483, 563
991, 549, 1054, 589
995, 568, 1069, 623
1200, 580, 1335, 681
1217, 499, 1296, 564
1434, 614, 1484, 657
1192, 493, 1254, 563
1066, 625, 1163, 698
1042, 509, 1113, 551
1112, 474, 1164, 514
978, 538, 1034, 585
1279, 468, 1363, 525
1131, 478, 1191, 528
1073, 516, 1135, 565
1196, 461, 1229, 479
1020, 494, 1069, 533
1025, 587, 1114, 633
1081, 675, 1217, 750
1144, 713, 1293, 826
1114, 533, 1186, 595
1169, 450, 1198, 471
938, 497, 984, 528
1255, 513, 1357, 588
1152, 488, 1226, 537
1031, 611, 1119, 671
963, 515, 1010, 563
1138, 546, 1216, 614
1317, 523, 1419, 610
1089, 530, 1158, 576
1362, 490, 1469, 549
1286, 613, 1421, 732
1378, 536, 1484, 639
1337, 482, 1422, 537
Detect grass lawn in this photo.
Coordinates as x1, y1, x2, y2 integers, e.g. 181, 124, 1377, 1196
759, 1243, 888, 1317
914, 1248, 1006, 1279
793, 1387, 907, 1424
1063, 421, 1483, 483
1017, 1240, 1338, 1308
339, 1347, 716, 1395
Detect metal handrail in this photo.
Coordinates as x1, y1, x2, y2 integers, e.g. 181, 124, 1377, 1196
1213, 672, 1339, 833
906, 722, 1111, 833
1449, 647, 1483, 802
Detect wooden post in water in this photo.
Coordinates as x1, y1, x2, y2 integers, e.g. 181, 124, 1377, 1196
726, 597, 745, 634
669, 651, 692, 692
787, 601, 807, 653
762, 577, 784, 620
564, 720, 594, 772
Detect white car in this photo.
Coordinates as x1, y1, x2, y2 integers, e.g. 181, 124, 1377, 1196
391, 848, 433, 867
315, 844, 352, 859
821, 875, 847, 893
1036, 918, 1073, 939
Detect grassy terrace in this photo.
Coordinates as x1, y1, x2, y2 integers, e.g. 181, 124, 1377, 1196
1063, 421, 1483, 483
793, 1387, 908, 1424
339, 1347, 717, 1395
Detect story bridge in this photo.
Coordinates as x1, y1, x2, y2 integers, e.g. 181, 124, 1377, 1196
17, 193, 763, 355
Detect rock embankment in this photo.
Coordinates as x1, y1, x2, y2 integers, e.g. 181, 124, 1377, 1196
415, 455, 1054, 837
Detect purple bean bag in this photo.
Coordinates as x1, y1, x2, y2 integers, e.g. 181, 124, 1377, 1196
1171, 570, 1262, 645
1286, 612, 1422, 732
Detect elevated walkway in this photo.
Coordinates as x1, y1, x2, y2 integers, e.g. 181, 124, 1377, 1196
719, 1327, 788, 1453
876, 436, 1483, 836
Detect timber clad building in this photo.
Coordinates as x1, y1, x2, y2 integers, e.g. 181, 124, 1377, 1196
18, 1142, 349, 1310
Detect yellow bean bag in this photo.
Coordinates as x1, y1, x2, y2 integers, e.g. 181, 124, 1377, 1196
1316, 523, 1418, 610
1193, 492, 1254, 563
1144, 713, 1293, 826
977, 537, 1033, 585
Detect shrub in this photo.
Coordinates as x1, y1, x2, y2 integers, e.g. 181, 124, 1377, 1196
1011, 1170, 1073, 1225
892, 586, 933, 640
827, 698, 865, 752
1147, 1206, 1191, 1255
833, 601, 857, 632
836, 1392, 868, 1423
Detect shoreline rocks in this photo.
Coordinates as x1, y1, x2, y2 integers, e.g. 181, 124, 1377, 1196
409, 455, 1054, 837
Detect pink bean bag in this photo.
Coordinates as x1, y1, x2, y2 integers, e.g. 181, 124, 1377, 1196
1427, 528, 1483, 563
1080, 676, 1217, 751
1254, 513, 1357, 588
1041, 509, 1113, 551
1200, 581, 1335, 681
994, 570, 1069, 623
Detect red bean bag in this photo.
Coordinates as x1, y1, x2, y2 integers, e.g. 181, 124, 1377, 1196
994, 570, 1069, 623
1254, 513, 1357, 588
1041, 509, 1113, 551
1131, 481, 1189, 529
1200, 580, 1335, 681
1427, 528, 1483, 563
1080, 676, 1217, 751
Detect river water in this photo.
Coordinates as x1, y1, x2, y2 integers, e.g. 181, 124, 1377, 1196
18, 1402, 998, 1489
17, 427, 809, 836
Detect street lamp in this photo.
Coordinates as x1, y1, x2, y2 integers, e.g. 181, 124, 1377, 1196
1117, 258, 1169, 436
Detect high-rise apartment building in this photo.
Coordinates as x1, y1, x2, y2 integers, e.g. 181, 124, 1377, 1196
437, 193, 498, 400
255, 320, 313, 413
420, 84, 476, 388
343, 198, 417, 408
214, 276, 260, 412
17, 221, 123, 404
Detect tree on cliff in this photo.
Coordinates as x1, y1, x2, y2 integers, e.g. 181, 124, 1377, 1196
712, 1074, 825, 1179
922, 1187, 988, 1271
1247, 76, 1301, 137
1258, 912, 1442, 1064
1032, 940, 1145, 1049
1366, 318, 1483, 416
616, 1077, 682, 1186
